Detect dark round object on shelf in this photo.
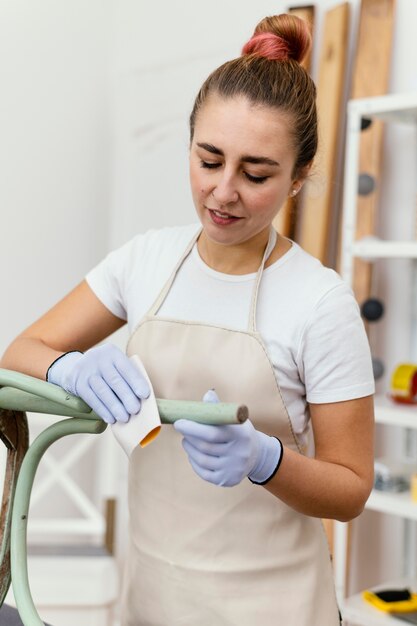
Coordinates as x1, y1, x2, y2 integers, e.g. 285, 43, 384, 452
358, 173, 376, 196
372, 357, 385, 380
361, 117, 372, 131
361, 298, 384, 321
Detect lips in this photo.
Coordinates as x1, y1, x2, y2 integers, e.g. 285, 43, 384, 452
212, 209, 233, 218
207, 208, 242, 219
207, 208, 242, 226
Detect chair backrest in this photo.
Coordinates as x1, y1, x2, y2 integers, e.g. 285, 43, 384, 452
0, 370, 107, 625
0, 368, 244, 625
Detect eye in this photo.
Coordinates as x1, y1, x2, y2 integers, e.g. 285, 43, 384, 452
244, 172, 269, 185
200, 160, 221, 170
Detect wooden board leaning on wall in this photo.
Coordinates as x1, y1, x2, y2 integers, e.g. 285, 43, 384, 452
338, 0, 396, 303
297, 3, 350, 268
273, 5, 315, 239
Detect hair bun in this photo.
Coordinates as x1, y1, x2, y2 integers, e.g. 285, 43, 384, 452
242, 14, 311, 63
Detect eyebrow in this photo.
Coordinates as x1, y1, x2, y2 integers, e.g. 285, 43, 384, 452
196, 142, 280, 167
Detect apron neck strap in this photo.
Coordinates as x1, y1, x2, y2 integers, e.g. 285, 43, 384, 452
248, 227, 277, 332
148, 225, 277, 330
149, 227, 202, 317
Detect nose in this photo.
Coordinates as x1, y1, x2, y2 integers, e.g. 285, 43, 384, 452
212, 172, 239, 206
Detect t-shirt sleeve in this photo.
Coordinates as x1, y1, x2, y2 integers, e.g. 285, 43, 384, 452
84, 224, 202, 327
297, 283, 375, 403
85, 237, 140, 321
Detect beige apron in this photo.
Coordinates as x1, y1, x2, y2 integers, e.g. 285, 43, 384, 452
122, 228, 341, 625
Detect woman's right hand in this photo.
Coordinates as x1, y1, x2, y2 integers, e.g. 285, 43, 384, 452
46, 344, 150, 424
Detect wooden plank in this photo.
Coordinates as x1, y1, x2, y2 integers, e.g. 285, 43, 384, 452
348, 0, 396, 304
104, 497, 116, 555
323, 518, 353, 596
289, 5, 315, 70
273, 5, 315, 238
0, 410, 29, 606
322, 518, 334, 554
297, 3, 350, 265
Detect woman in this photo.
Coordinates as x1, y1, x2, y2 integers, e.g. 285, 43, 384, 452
1, 13, 374, 625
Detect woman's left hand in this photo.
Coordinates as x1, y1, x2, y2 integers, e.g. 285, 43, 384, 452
174, 390, 282, 487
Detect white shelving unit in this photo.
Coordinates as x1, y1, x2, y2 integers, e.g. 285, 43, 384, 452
340, 91, 417, 286
368, 396, 417, 521
335, 91, 417, 625
342, 398, 417, 624
343, 579, 417, 626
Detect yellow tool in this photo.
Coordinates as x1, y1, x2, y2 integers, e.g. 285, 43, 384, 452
390, 363, 417, 404
363, 589, 417, 613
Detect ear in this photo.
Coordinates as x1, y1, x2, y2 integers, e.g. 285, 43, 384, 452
291, 161, 313, 192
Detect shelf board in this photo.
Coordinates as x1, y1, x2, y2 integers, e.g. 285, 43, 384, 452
375, 394, 417, 429
351, 240, 417, 259
343, 602, 409, 626
367, 397, 417, 520
343, 579, 417, 626
348, 92, 417, 124
366, 490, 417, 520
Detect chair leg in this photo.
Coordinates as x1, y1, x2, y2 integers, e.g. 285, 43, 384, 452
10, 417, 105, 626
0, 410, 29, 607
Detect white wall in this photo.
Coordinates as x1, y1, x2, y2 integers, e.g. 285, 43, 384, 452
107, 0, 299, 248
1, 0, 417, 612
0, 0, 110, 347
0, 0, 111, 545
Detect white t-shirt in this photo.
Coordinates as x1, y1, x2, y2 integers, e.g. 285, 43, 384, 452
86, 223, 375, 445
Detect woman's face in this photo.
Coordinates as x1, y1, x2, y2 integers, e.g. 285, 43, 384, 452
189, 94, 301, 247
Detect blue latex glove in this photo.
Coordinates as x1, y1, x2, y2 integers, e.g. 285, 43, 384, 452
46, 345, 150, 424
174, 389, 282, 487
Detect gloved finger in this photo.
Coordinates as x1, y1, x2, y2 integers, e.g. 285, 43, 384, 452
187, 454, 220, 485
113, 352, 150, 399
174, 419, 231, 443
76, 381, 117, 424
182, 438, 224, 470
202, 389, 220, 403
99, 362, 142, 415
182, 434, 228, 457
87, 375, 130, 423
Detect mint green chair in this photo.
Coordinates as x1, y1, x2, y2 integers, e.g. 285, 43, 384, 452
0, 369, 247, 626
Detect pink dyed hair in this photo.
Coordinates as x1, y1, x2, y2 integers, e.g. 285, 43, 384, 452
242, 13, 311, 63
242, 32, 290, 61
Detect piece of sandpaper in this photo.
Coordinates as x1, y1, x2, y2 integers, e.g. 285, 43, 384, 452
111, 355, 161, 456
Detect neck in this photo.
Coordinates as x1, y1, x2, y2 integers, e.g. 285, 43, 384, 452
197, 228, 272, 275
